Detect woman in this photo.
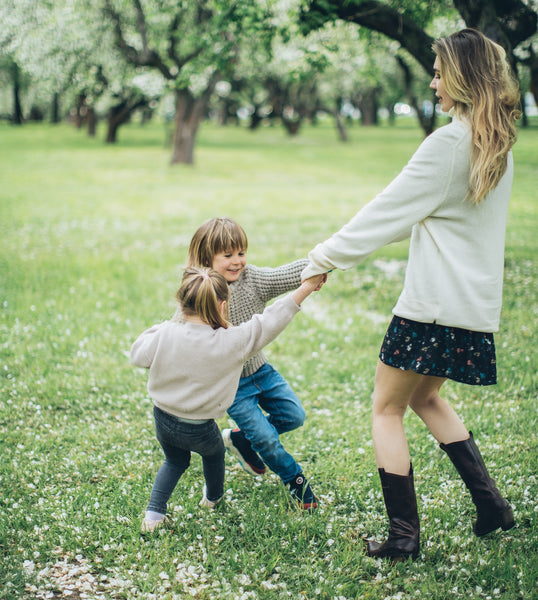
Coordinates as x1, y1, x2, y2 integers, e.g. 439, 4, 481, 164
301, 29, 520, 561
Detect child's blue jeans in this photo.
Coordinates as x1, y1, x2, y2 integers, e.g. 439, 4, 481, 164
146, 406, 225, 514
227, 362, 306, 483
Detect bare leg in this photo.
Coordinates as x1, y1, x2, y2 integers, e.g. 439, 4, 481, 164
369, 361, 421, 560
408, 376, 469, 444
372, 361, 422, 475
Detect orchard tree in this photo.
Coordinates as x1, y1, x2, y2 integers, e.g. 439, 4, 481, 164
0, 56, 25, 124
0, 0, 119, 129
300, 0, 538, 123
100, 72, 162, 144
0, 1, 75, 122
279, 22, 396, 134
311, 23, 410, 129
263, 29, 329, 135
103, 0, 275, 164
2, 0, 167, 143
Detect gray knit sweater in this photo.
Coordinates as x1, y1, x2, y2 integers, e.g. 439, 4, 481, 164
229, 260, 308, 377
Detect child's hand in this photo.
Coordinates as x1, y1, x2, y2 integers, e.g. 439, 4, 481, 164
305, 273, 327, 291
293, 273, 327, 305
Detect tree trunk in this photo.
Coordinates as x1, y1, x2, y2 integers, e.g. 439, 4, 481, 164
249, 106, 264, 130
12, 62, 23, 125
51, 93, 60, 124
171, 78, 218, 165
396, 56, 436, 136
282, 117, 302, 136
355, 89, 379, 126
107, 102, 128, 143
171, 90, 201, 164
74, 95, 86, 129
106, 98, 146, 143
107, 121, 120, 144
520, 44, 538, 107
87, 107, 97, 137
387, 102, 396, 126
333, 103, 348, 142
530, 57, 538, 106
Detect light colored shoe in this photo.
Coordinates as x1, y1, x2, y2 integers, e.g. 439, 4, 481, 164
141, 514, 168, 533
199, 485, 223, 509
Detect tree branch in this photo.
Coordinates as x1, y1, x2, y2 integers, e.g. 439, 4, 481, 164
301, 0, 435, 74
132, 0, 149, 53
103, 0, 173, 79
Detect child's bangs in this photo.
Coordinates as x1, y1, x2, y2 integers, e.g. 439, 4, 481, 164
215, 224, 248, 253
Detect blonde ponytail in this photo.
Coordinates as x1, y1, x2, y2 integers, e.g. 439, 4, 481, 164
176, 267, 230, 329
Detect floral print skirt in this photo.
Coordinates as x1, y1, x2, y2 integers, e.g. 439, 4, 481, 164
379, 316, 497, 386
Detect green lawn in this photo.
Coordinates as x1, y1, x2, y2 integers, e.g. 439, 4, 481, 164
1, 118, 537, 599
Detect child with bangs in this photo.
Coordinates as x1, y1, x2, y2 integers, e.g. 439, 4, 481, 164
186, 217, 321, 510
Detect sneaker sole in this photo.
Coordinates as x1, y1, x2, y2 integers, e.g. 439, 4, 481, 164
141, 516, 169, 533
222, 429, 266, 476
200, 487, 223, 509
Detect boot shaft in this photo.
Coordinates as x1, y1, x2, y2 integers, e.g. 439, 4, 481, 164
440, 432, 502, 505
378, 466, 419, 529
440, 431, 513, 536
367, 466, 420, 560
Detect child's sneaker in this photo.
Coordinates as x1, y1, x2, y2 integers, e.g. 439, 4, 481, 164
141, 513, 169, 533
222, 428, 266, 475
199, 485, 223, 509
287, 473, 318, 510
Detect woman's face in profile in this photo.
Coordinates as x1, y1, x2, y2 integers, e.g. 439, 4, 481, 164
430, 57, 456, 113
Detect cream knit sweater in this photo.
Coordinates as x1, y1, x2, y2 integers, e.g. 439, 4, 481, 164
130, 295, 301, 420
302, 116, 513, 332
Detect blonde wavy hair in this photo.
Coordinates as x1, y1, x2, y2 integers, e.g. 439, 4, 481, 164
176, 267, 230, 330
432, 28, 521, 204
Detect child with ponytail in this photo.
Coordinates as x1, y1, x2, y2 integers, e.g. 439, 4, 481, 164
130, 267, 324, 532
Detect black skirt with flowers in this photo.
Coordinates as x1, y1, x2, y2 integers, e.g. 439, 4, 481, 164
379, 316, 497, 385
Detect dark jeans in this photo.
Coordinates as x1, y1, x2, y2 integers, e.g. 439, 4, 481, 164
146, 406, 226, 514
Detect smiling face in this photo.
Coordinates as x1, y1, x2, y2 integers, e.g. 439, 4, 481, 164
430, 57, 455, 113
212, 249, 247, 283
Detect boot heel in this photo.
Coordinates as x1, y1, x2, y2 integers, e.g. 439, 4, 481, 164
501, 507, 515, 531
475, 506, 515, 536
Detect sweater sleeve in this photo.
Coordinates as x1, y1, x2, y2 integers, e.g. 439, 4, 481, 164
130, 324, 163, 368
249, 259, 309, 303
301, 129, 455, 279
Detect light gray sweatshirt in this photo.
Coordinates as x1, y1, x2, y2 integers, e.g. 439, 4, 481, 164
302, 115, 513, 332
130, 295, 300, 420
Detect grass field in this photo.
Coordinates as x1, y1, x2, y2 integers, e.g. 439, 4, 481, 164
1, 117, 537, 599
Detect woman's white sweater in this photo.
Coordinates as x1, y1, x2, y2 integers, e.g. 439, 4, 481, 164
302, 116, 513, 332
130, 295, 300, 420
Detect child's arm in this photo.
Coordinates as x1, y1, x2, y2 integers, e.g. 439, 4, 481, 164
291, 274, 326, 306
234, 273, 326, 363
250, 259, 309, 302
130, 324, 162, 368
